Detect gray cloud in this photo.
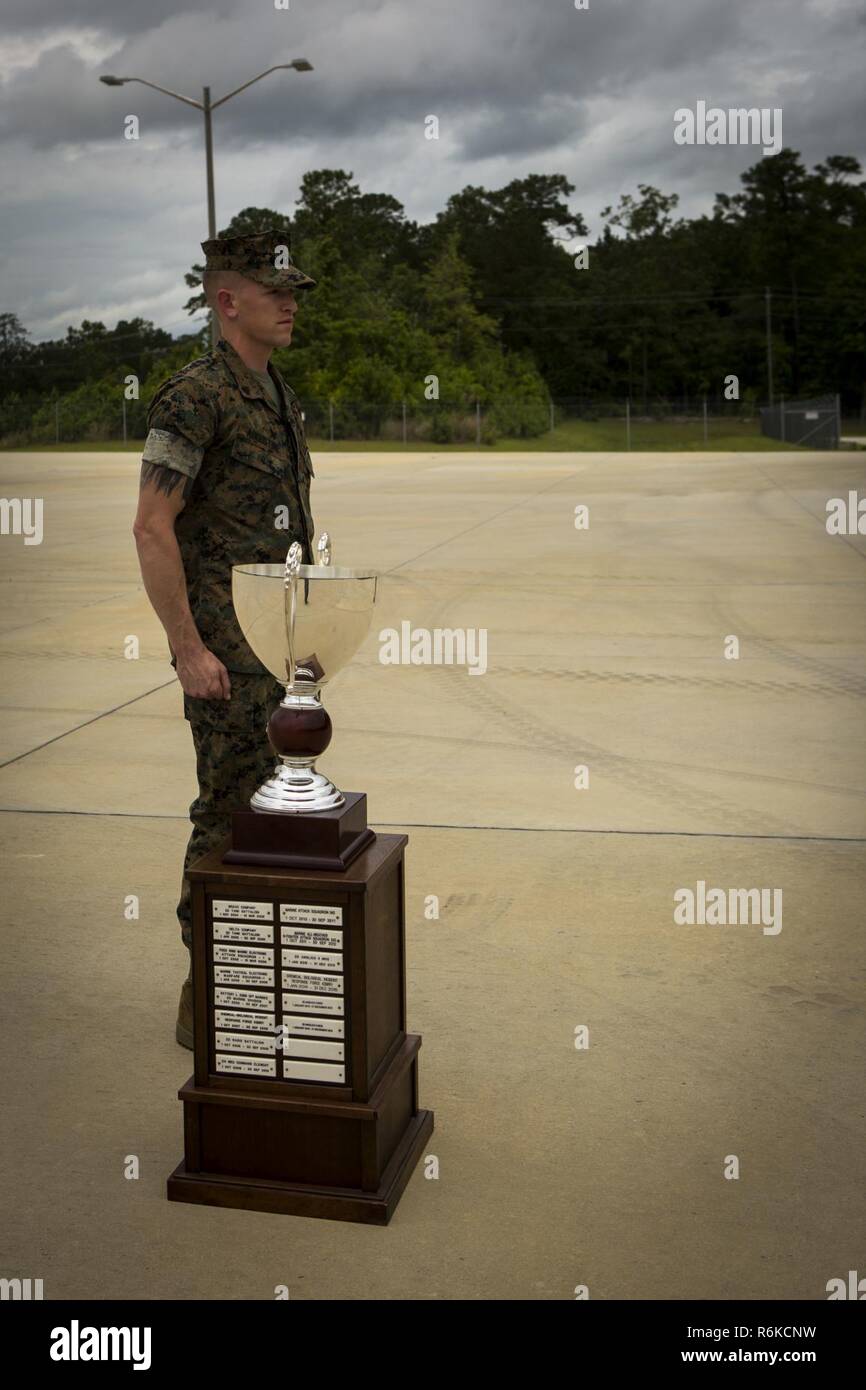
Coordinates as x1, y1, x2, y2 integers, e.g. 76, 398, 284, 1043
0, 0, 863, 340
0, 0, 228, 36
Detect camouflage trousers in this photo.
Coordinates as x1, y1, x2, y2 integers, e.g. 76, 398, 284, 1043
177, 671, 285, 948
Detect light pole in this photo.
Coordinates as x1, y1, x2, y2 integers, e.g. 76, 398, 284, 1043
99, 61, 314, 346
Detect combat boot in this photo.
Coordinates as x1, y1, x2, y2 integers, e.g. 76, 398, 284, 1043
176, 954, 193, 1050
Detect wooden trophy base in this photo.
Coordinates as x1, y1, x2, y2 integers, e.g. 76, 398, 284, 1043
167, 832, 433, 1226
168, 1038, 433, 1225
224, 791, 374, 871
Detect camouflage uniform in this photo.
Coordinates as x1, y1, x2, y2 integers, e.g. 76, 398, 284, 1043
174, 676, 284, 947
140, 231, 317, 947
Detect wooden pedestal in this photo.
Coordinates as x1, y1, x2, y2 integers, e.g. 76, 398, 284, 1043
167, 832, 433, 1225
225, 792, 375, 871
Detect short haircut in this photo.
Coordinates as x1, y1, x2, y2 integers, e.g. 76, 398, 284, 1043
201, 269, 247, 311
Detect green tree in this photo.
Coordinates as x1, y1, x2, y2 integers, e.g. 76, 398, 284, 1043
426, 174, 587, 395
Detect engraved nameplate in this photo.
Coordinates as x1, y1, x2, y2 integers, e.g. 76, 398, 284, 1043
284, 1015, 344, 1039
214, 1009, 275, 1033
214, 965, 275, 988
280, 970, 341, 994
213, 944, 272, 965
279, 904, 343, 926
214, 987, 273, 1011
281, 949, 343, 973
282, 992, 343, 1016
212, 920, 273, 944
281, 926, 343, 949
215, 1031, 275, 1056
212, 899, 273, 921
216, 1054, 276, 1077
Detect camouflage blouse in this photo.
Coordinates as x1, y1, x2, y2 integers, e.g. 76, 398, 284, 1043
142, 338, 315, 674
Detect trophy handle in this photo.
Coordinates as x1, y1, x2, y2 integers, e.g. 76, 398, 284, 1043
283, 534, 332, 687
283, 541, 303, 688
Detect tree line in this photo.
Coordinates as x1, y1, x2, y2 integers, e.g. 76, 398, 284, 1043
1, 147, 863, 445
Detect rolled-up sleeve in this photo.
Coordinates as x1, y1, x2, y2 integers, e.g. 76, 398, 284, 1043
143, 376, 217, 479
141, 426, 205, 478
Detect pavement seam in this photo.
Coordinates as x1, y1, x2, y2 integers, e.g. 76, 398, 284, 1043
383, 461, 596, 575
0, 680, 177, 769
0, 807, 862, 843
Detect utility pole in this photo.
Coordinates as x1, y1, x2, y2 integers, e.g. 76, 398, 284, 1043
202, 86, 217, 344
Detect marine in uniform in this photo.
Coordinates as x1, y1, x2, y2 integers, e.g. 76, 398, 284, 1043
132, 231, 317, 1048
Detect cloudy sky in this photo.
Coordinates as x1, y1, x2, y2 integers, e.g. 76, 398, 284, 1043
1, 0, 863, 342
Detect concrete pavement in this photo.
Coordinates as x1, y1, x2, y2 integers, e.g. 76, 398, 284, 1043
1, 447, 864, 1299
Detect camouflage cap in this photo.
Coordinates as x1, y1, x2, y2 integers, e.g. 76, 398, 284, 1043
201, 230, 316, 290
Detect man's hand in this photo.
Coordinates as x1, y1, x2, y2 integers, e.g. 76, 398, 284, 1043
175, 644, 231, 699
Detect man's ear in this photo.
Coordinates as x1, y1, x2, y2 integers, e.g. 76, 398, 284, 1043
217, 287, 236, 320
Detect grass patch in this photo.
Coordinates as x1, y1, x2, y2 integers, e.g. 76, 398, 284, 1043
2, 419, 863, 453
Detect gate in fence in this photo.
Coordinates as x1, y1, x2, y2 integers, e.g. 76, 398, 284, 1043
760, 394, 840, 449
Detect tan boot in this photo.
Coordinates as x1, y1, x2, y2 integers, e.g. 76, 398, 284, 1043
175, 958, 193, 1050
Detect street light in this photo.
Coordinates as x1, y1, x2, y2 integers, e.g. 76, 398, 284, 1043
99, 61, 314, 345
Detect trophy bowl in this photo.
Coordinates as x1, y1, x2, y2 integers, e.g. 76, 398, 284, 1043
232, 543, 378, 814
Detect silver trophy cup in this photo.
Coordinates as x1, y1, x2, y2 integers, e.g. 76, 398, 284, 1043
232, 537, 378, 813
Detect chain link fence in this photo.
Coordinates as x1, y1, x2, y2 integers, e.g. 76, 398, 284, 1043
759, 394, 841, 449
0, 391, 855, 448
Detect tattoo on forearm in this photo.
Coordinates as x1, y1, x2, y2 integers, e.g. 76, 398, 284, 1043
140, 462, 194, 499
